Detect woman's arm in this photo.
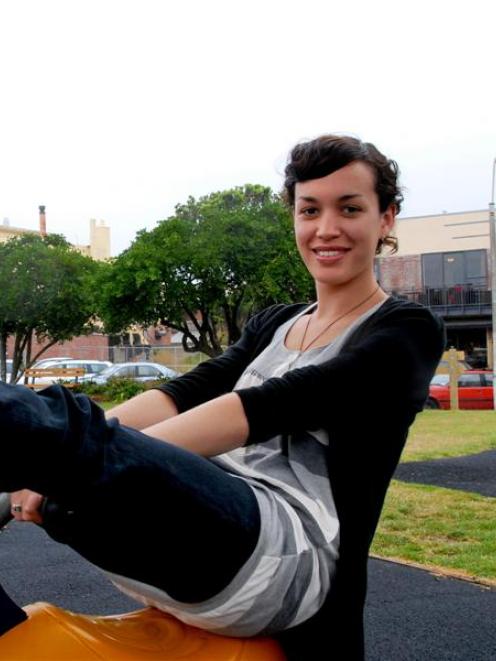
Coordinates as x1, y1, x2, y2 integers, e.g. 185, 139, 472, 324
155, 304, 293, 413
236, 305, 445, 445
142, 392, 249, 457
105, 389, 178, 429
104, 308, 274, 438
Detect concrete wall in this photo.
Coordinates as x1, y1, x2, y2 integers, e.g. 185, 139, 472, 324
394, 209, 489, 256
89, 218, 111, 260
0, 225, 35, 243
73, 219, 111, 260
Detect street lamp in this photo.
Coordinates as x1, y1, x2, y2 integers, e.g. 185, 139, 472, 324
490, 157, 496, 410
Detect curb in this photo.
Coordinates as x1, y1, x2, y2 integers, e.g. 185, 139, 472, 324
369, 553, 496, 590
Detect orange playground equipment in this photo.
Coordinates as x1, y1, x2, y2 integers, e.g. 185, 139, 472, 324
0, 493, 285, 660
0, 601, 285, 661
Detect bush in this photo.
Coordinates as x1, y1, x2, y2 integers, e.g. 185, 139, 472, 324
108, 378, 147, 401
72, 381, 108, 400
73, 377, 171, 402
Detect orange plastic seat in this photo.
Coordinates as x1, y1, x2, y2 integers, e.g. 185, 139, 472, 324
0, 602, 286, 660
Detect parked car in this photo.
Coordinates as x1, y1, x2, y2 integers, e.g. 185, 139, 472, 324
27, 359, 113, 386
32, 357, 74, 369
426, 371, 494, 410
2, 360, 26, 383
81, 361, 178, 384
0, 360, 14, 383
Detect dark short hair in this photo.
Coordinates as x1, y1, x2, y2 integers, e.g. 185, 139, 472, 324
283, 134, 403, 254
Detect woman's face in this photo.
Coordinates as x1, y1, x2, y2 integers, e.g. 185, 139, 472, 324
293, 161, 395, 291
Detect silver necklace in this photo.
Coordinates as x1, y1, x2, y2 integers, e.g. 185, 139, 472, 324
297, 284, 381, 355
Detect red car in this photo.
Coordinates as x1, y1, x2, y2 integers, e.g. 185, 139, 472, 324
426, 370, 494, 410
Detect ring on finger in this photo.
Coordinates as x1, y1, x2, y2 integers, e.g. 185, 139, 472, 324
11, 504, 23, 513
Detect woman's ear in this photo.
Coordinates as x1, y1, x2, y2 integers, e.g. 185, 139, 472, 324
380, 204, 396, 237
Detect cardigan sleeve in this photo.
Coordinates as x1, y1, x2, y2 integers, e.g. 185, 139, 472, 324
155, 305, 287, 413
236, 304, 445, 444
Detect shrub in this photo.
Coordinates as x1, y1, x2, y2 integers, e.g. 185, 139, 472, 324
104, 378, 147, 402
71, 381, 107, 400
73, 377, 172, 402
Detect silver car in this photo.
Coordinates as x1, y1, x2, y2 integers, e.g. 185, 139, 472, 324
81, 361, 177, 384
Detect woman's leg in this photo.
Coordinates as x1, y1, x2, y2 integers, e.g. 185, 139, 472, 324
0, 383, 260, 602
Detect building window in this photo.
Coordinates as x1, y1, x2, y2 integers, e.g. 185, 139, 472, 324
423, 253, 443, 288
422, 250, 487, 289
465, 250, 487, 287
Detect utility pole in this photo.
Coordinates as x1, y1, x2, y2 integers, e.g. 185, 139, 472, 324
490, 158, 496, 410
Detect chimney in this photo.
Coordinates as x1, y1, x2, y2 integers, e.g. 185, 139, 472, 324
39, 205, 47, 237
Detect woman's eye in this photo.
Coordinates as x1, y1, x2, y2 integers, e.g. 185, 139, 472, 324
342, 206, 361, 215
300, 207, 318, 217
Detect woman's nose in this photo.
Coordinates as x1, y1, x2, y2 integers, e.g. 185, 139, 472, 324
316, 212, 341, 239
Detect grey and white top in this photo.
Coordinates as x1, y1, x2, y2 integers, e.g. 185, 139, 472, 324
108, 300, 386, 637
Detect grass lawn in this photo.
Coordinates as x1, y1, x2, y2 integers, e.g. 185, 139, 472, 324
401, 409, 496, 462
372, 481, 496, 585
372, 410, 496, 584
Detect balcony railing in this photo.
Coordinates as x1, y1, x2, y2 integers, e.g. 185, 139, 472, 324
395, 286, 492, 316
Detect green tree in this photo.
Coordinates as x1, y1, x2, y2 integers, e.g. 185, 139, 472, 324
0, 234, 100, 382
97, 185, 313, 357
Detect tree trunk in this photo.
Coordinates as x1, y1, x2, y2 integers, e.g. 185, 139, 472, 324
0, 333, 7, 383
12, 333, 27, 384
162, 311, 223, 358
223, 296, 244, 346
29, 337, 59, 367
25, 330, 33, 369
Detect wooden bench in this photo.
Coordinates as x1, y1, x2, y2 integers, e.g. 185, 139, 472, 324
23, 368, 86, 389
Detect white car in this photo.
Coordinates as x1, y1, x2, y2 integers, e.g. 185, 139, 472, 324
82, 361, 177, 384
32, 357, 74, 369
1, 359, 14, 383
27, 359, 113, 386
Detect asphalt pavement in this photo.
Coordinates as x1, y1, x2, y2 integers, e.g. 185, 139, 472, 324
394, 449, 496, 497
1, 520, 495, 660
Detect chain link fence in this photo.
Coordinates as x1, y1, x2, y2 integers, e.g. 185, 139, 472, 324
44, 345, 209, 375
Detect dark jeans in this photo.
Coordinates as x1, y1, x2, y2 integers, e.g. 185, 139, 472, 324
0, 383, 260, 602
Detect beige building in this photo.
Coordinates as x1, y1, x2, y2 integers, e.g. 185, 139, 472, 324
76, 218, 111, 260
377, 208, 492, 368
394, 209, 489, 256
0, 208, 111, 261
0, 220, 34, 243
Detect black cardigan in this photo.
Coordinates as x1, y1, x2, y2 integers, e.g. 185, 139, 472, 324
158, 297, 445, 660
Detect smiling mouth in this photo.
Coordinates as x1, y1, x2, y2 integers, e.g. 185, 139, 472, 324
313, 248, 349, 257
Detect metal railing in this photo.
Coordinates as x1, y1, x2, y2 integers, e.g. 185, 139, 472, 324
396, 286, 492, 316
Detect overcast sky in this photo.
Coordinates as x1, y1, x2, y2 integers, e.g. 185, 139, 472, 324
1, 0, 494, 255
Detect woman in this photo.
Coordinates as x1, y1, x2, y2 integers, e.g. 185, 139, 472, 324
1, 135, 444, 660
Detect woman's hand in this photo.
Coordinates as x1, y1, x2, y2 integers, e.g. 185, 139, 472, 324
9, 489, 44, 524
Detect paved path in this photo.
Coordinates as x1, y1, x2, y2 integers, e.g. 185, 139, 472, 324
394, 450, 496, 497
1, 523, 495, 660
365, 559, 495, 660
